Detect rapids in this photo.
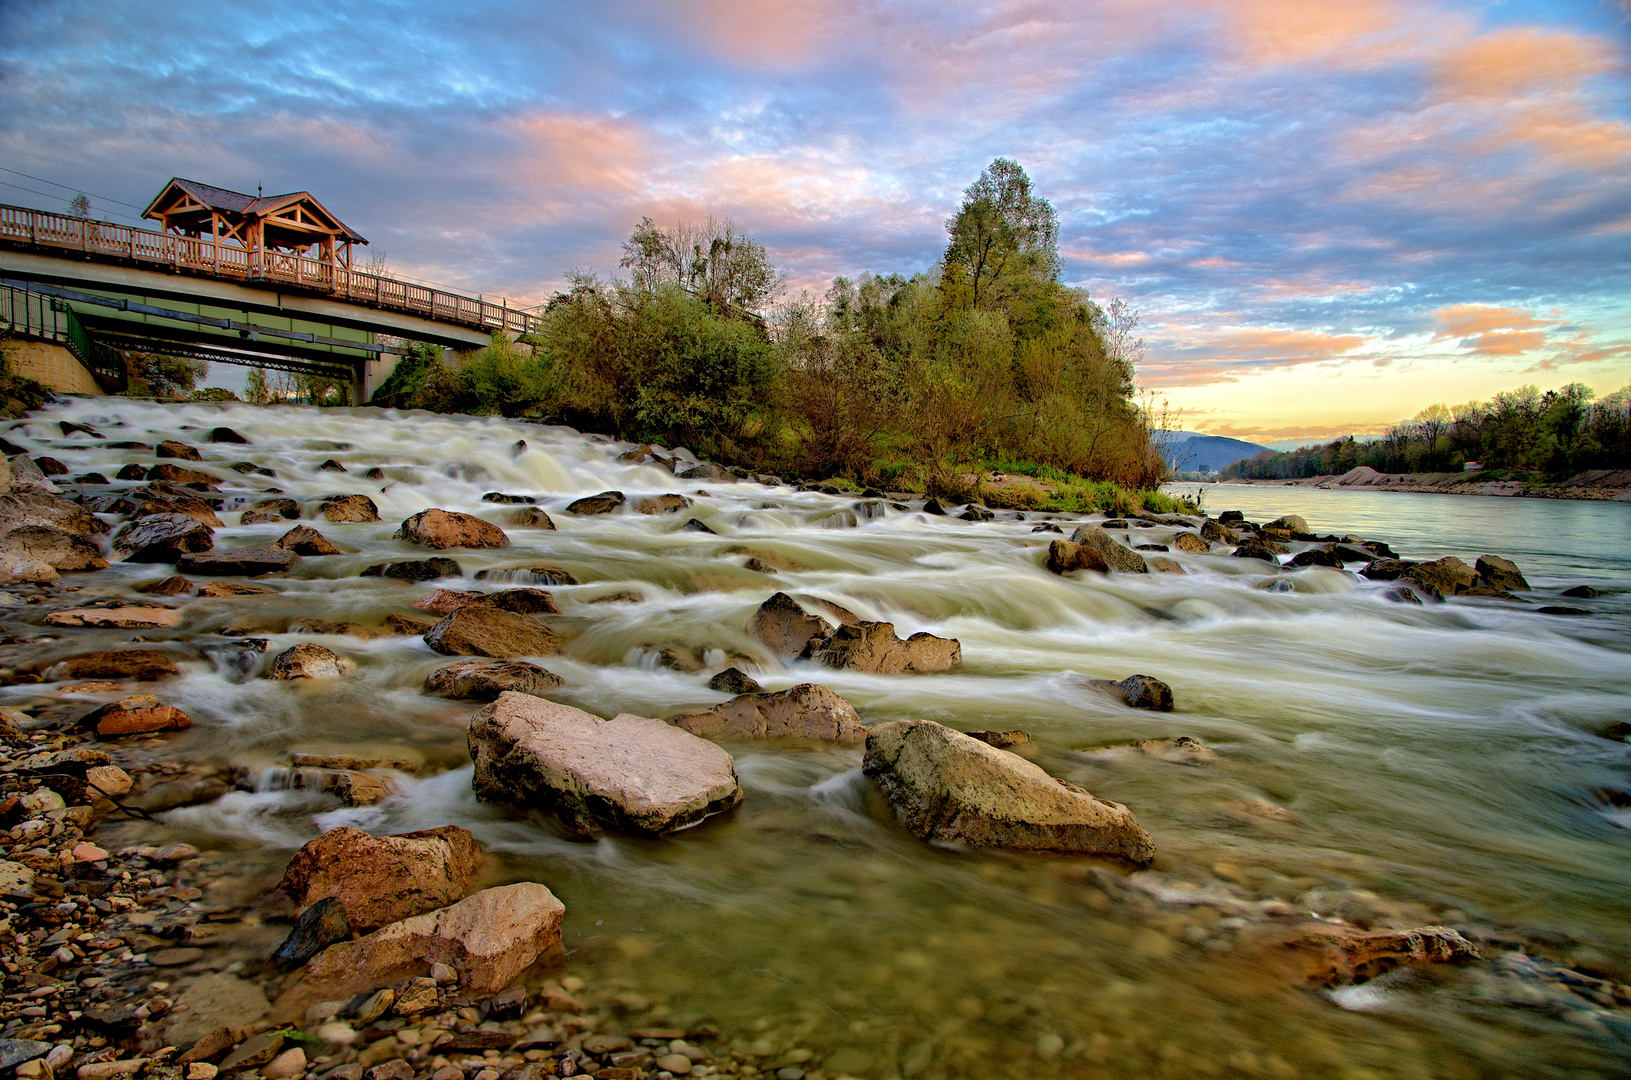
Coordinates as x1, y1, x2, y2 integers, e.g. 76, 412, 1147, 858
6, 398, 1631, 1079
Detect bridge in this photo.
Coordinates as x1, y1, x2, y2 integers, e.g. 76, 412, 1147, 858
0, 196, 542, 401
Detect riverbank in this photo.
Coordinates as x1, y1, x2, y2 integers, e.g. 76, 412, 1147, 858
1218, 464, 1631, 501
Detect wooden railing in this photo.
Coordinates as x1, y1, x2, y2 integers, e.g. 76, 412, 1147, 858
0, 203, 540, 336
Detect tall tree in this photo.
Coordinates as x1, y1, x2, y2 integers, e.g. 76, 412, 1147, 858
619, 216, 783, 314
940, 158, 1061, 310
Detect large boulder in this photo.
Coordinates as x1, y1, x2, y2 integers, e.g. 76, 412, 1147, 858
317, 494, 380, 523
48, 649, 179, 681
1088, 674, 1174, 711
423, 607, 560, 658
1, 489, 106, 536
155, 440, 202, 461
1170, 532, 1208, 554
267, 644, 352, 679
633, 494, 692, 515
1232, 541, 1282, 564
468, 692, 743, 835
427, 659, 564, 701
275, 882, 564, 1015
112, 513, 214, 562
1069, 525, 1148, 574
746, 592, 831, 660
360, 557, 460, 581
1, 525, 108, 570
862, 720, 1155, 862
1201, 520, 1239, 544
274, 525, 343, 555
78, 695, 193, 737
671, 684, 865, 743
566, 491, 625, 515
147, 463, 219, 486
1476, 555, 1529, 592
1045, 539, 1109, 575
277, 825, 484, 931
395, 509, 511, 550
44, 606, 182, 628
177, 547, 302, 575
1405, 556, 1478, 596
509, 507, 555, 529
1262, 514, 1309, 535
808, 621, 961, 674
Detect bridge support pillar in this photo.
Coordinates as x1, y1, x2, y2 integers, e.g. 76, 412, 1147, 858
7, 341, 103, 396
354, 352, 400, 406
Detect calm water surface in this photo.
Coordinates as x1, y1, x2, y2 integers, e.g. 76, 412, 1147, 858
5, 401, 1629, 1080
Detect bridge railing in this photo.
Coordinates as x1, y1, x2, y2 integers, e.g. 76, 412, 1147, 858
0, 281, 128, 391
0, 202, 539, 338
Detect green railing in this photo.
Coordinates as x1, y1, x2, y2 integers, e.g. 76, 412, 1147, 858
0, 281, 128, 391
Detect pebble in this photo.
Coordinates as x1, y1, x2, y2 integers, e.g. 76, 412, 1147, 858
186, 1066, 218, 1080
71, 843, 109, 862
656, 1055, 694, 1075
261, 1047, 307, 1079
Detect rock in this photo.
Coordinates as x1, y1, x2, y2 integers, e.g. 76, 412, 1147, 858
395, 509, 511, 550
656, 1055, 693, 1075
240, 510, 282, 525
707, 667, 762, 695
6, 455, 56, 492
260, 1048, 306, 1080
0, 553, 58, 584
424, 607, 560, 658
219, 1031, 285, 1074
147, 463, 218, 486
279, 825, 483, 931
197, 580, 278, 597
959, 506, 994, 522
275, 525, 343, 555
291, 753, 418, 772
1133, 735, 1215, 763
862, 720, 1155, 862
671, 684, 865, 743
1089, 674, 1174, 711
1562, 585, 1600, 598
566, 491, 625, 515
1170, 532, 1208, 553
318, 458, 347, 473
167, 974, 270, 1048
678, 463, 732, 481
155, 440, 202, 461
114, 463, 146, 480
1031, 522, 1063, 534
1476, 554, 1529, 592
469, 692, 743, 835
1, 525, 107, 571
276, 882, 565, 1012
360, 557, 461, 581
384, 613, 436, 634
44, 605, 183, 628
414, 589, 485, 613
112, 513, 214, 562
1045, 539, 1109, 575
50, 649, 179, 681
138, 574, 194, 595
392, 976, 439, 1015
177, 547, 301, 575
508, 507, 555, 528
32, 456, 68, 476
1263, 514, 1308, 534
1068, 525, 1148, 574
1405, 556, 1479, 596
84, 764, 133, 796
208, 427, 248, 444
1538, 605, 1590, 616
966, 729, 1032, 749
60, 419, 100, 438
808, 621, 961, 674
747, 593, 831, 661
0, 1041, 51, 1070
1288, 547, 1342, 568
480, 587, 559, 614
1, 489, 105, 537
179, 1029, 235, 1066
272, 898, 354, 971
427, 659, 564, 701
363, 467, 386, 480
634, 494, 692, 515
79, 695, 193, 737
268, 643, 353, 679
1383, 586, 1424, 605
1147, 556, 1184, 574
922, 498, 947, 515
318, 494, 381, 523
1261, 925, 1480, 988
476, 563, 578, 585
681, 517, 717, 534
248, 497, 300, 520
1231, 541, 1281, 563
482, 492, 536, 505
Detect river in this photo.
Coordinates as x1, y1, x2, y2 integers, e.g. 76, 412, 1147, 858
7, 399, 1631, 1080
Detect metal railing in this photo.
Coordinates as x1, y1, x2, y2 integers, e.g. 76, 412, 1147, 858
0, 202, 540, 337
1, 281, 128, 391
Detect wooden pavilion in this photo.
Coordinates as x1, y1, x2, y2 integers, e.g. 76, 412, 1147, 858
140, 178, 368, 277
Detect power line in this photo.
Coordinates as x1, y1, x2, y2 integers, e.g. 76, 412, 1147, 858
0, 180, 148, 224
0, 166, 146, 210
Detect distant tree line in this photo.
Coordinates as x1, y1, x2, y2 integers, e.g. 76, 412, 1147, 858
367, 158, 1167, 495
1221, 382, 1631, 481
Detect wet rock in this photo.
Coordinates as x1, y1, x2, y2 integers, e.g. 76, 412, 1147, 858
678, 462, 733, 481
250, 498, 301, 520
1232, 541, 1281, 563
318, 458, 347, 472
1, 488, 106, 535
1260, 924, 1480, 987
566, 490, 625, 515
0, 553, 56, 583
49, 648, 179, 681
707, 667, 762, 695
112, 513, 214, 562
1031, 522, 1063, 534
219, 1031, 285, 1073
922, 498, 947, 515
1538, 605, 1590, 616
1476, 554, 1529, 592
1, 525, 108, 571
959, 505, 994, 522
239, 509, 283, 525
808, 621, 961, 674
1562, 585, 1600, 598
76, 470, 110, 484
156, 440, 202, 461
672, 684, 865, 743
1384, 586, 1424, 604
681, 517, 717, 534
292, 753, 418, 772
1045, 539, 1109, 575
469, 692, 743, 835
383, 612, 436, 634
427, 659, 564, 701
395, 508, 511, 550
44, 605, 183, 628
1263, 514, 1309, 534
60, 419, 100, 438
863, 719, 1155, 862
208, 427, 248, 444
177, 547, 302, 575
1170, 532, 1209, 553
0, 1041, 51, 1070
1089, 674, 1174, 711
747, 593, 830, 661
115, 463, 146, 480
279, 825, 484, 931
508, 507, 556, 529
1288, 547, 1342, 568
634, 494, 692, 514
277, 882, 565, 1012
1147, 556, 1184, 573
147, 463, 218, 485
300, 771, 392, 806
363, 467, 386, 480
966, 729, 1032, 749
268, 643, 353, 679
274, 524, 343, 555
138, 575, 194, 596
414, 588, 485, 613
1133, 735, 1215, 763
424, 607, 560, 658
482, 492, 536, 504
480, 587, 559, 614
168, 974, 272, 1048
1458, 584, 1523, 601
79, 694, 193, 737
318, 494, 381, 523
360, 557, 461, 581
272, 897, 353, 971
1068, 525, 1148, 574
1406, 556, 1479, 596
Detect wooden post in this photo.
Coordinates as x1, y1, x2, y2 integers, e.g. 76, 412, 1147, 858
211, 212, 220, 275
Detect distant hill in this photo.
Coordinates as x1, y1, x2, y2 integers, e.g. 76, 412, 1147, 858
1166, 433, 1271, 473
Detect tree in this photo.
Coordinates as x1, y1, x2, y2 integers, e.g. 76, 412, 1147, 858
245, 367, 271, 404
67, 194, 90, 218
619, 217, 783, 314
941, 158, 1061, 310
123, 352, 207, 397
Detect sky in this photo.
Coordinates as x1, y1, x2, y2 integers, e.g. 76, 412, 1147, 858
1, 0, 1628, 446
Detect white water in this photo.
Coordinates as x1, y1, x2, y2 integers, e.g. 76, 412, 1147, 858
7, 400, 1631, 1079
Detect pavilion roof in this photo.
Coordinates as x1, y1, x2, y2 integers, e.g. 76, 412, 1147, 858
142, 178, 368, 244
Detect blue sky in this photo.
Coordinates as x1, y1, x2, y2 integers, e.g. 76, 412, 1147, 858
2, 0, 1627, 441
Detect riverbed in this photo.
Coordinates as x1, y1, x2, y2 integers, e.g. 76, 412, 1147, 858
7, 400, 1631, 1080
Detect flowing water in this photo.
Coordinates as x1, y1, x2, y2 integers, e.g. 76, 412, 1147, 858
7, 399, 1631, 1080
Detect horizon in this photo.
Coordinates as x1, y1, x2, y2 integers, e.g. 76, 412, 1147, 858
2, 0, 1627, 443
